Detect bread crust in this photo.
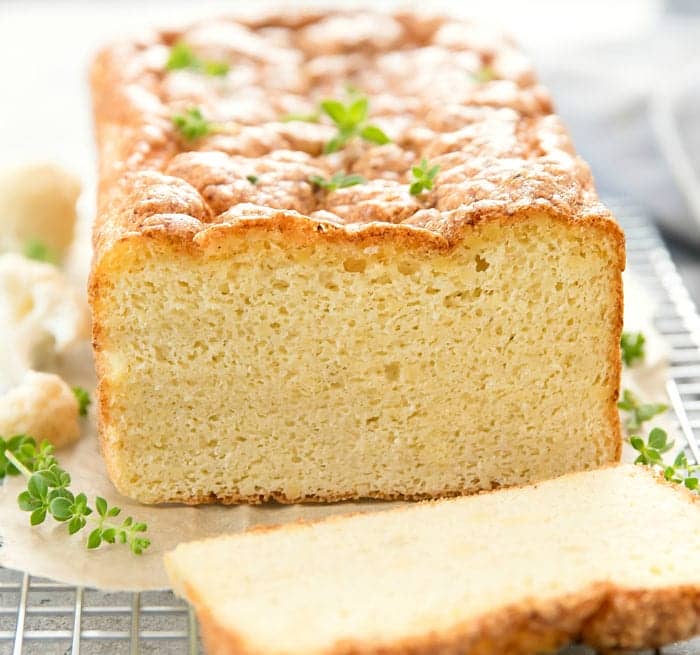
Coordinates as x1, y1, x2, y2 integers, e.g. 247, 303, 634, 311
89, 10, 624, 266
167, 472, 700, 654
90, 9, 625, 505
193, 583, 700, 655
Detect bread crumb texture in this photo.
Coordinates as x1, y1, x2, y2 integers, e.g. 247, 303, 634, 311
165, 466, 700, 655
90, 10, 625, 503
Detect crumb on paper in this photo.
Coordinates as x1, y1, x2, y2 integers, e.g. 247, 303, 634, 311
0, 370, 81, 448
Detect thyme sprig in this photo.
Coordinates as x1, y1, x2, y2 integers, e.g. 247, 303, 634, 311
1, 436, 150, 555
621, 331, 646, 367
320, 95, 390, 154
172, 107, 216, 141
72, 387, 91, 417
23, 239, 56, 263
166, 42, 229, 76
631, 427, 699, 492
309, 172, 366, 192
617, 389, 668, 433
409, 158, 440, 196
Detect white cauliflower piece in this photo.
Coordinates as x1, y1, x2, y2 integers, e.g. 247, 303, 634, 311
0, 371, 80, 447
0, 253, 90, 387
0, 163, 81, 261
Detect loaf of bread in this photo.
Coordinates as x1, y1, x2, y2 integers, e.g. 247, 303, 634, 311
165, 465, 700, 655
90, 11, 624, 504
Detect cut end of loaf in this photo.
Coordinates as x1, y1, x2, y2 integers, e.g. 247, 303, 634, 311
91, 210, 622, 504
164, 465, 700, 655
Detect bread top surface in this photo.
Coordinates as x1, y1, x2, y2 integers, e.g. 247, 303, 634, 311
91, 10, 620, 262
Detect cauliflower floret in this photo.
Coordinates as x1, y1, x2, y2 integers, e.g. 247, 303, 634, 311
0, 163, 81, 261
0, 371, 80, 447
0, 253, 90, 387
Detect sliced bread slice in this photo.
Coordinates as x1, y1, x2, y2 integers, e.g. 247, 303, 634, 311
165, 465, 700, 655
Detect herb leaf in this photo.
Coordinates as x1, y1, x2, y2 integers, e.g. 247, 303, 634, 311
202, 60, 230, 76
166, 42, 198, 70
359, 125, 391, 145
320, 94, 390, 154
621, 331, 646, 367
172, 107, 214, 141
2, 436, 149, 555
631, 428, 671, 466
320, 100, 348, 126
30, 508, 47, 526
626, 389, 700, 496
166, 42, 229, 76
648, 427, 672, 452
617, 389, 668, 432
409, 158, 440, 196
348, 97, 368, 125
632, 426, 700, 494
309, 172, 366, 192
23, 239, 56, 264
323, 135, 348, 155
50, 496, 75, 521
27, 473, 49, 501
72, 386, 91, 417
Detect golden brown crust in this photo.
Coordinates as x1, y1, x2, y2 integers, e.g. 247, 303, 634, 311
89, 10, 624, 265
194, 585, 700, 655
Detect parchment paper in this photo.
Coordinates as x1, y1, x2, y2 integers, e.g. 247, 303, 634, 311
0, 266, 678, 591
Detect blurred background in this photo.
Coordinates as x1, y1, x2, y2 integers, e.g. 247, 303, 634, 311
1, 0, 698, 299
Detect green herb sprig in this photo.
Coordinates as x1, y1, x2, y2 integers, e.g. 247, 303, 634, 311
172, 107, 216, 141
1, 436, 150, 555
72, 387, 91, 417
630, 427, 674, 466
621, 331, 646, 367
664, 450, 700, 490
166, 42, 229, 76
309, 172, 366, 192
622, 381, 699, 495
320, 95, 390, 154
409, 159, 440, 196
631, 428, 699, 491
617, 389, 668, 432
23, 239, 56, 264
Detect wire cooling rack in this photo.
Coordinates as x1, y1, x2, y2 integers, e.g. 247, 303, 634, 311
1, 201, 700, 655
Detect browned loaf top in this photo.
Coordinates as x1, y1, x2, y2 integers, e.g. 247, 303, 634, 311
90, 10, 621, 263
89, 10, 625, 506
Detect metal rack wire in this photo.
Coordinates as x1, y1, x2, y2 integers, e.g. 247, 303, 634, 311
0, 571, 199, 654
1, 201, 699, 654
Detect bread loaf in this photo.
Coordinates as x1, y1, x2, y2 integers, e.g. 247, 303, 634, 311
165, 465, 700, 655
89, 11, 624, 504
